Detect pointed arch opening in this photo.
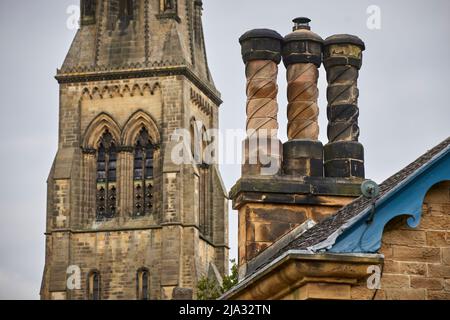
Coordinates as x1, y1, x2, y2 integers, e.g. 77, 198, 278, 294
136, 268, 150, 300
133, 127, 155, 217
108, 0, 137, 32
81, 0, 97, 26
199, 125, 211, 238
88, 270, 101, 300
83, 113, 121, 150
96, 130, 118, 220
190, 118, 203, 164
122, 110, 161, 147
119, 0, 134, 23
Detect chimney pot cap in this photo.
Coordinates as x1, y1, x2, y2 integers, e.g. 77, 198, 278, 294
293, 17, 312, 31
292, 17, 311, 27
285, 17, 322, 44
284, 29, 323, 44
239, 29, 283, 43
324, 34, 366, 50
239, 29, 283, 64
293, 17, 311, 24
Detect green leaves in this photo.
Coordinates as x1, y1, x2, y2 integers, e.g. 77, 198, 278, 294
197, 260, 239, 300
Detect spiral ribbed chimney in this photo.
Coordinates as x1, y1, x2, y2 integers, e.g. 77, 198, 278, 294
239, 29, 283, 176
281, 18, 324, 177
323, 34, 366, 179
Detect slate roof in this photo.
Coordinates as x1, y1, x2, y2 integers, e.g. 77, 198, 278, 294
248, 136, 450, 276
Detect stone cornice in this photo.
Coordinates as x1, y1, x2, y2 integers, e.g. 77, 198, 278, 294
230, 176, 363, 209
220, 251, 384, 300
55, 65, 222, 106
46, 223, 230, 250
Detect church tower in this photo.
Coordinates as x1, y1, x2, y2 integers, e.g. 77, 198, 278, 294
41, 0, 228, 300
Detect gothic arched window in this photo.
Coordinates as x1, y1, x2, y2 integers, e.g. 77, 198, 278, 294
88, 271, 101, 300
133, 128, 155, 217
96, 130, 117, 220
108, 0, 135, 31
81, 0, 96, 25
199, 128, 210, 237
164, 0, 175, 11
157, 0, 179, 22
119, 0, 134, 22
136, 269, 149, 300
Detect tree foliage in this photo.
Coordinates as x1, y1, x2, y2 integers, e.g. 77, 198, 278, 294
197, 259, 239, 300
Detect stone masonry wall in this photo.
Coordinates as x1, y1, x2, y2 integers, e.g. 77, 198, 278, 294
351, 180, 450, 300
42, 75, 228, 300
239, 197, 356, 265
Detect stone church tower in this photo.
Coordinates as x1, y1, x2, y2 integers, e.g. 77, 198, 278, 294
40, 0, 228, 300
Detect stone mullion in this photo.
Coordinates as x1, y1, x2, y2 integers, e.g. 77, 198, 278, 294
152, 147, 161, 221
82, 152, 97, 224
202, 167, 208, 236
206, 167, 212, 239
118, 149, 134, 218
198, 167, 204, 233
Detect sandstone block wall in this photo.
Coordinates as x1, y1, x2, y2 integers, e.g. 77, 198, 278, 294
42, 75, 228, 300
350, 181, 450, 300
238, 197, 355, 265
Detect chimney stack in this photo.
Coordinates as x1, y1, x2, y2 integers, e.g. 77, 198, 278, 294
239, 29, 283, 176
282, 17, 324, 177
232, 20, 369, 272
323, 34, 366, 179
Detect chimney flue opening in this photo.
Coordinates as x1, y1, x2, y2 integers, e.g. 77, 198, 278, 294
293, 17, 311, 31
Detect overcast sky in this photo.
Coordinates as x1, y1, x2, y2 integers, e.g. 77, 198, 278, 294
0, 0, 449, 300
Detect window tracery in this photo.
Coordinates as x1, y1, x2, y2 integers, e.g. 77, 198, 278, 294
96, 130, 117, 220
133, 127, 155, 217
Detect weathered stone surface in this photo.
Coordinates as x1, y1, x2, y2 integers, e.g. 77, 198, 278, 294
383, 260, 427, 276
427, 290, 450, 300
426, 231, 449, 246
410, 277, 444, 290
427, 264, 450, 278
350, 284, 374, 300
237, 199, 354, 264
443, 248, 450, 265
419, 215, 450, 230
381, 274, 410, 289
239, 29, 283, 64
239, 29, 283, 177
392, 246, 440, 263
300, 283, 351, 300
398, 262, 428, 276
444, 279, 450, 291
172, 287, 193, 300
323, 35, 365, 179
382, 230, 426, 246
285, 63, 320, 140
283, 140, 324, 177
384, 288, 426, 300
244, 60, 280, 137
